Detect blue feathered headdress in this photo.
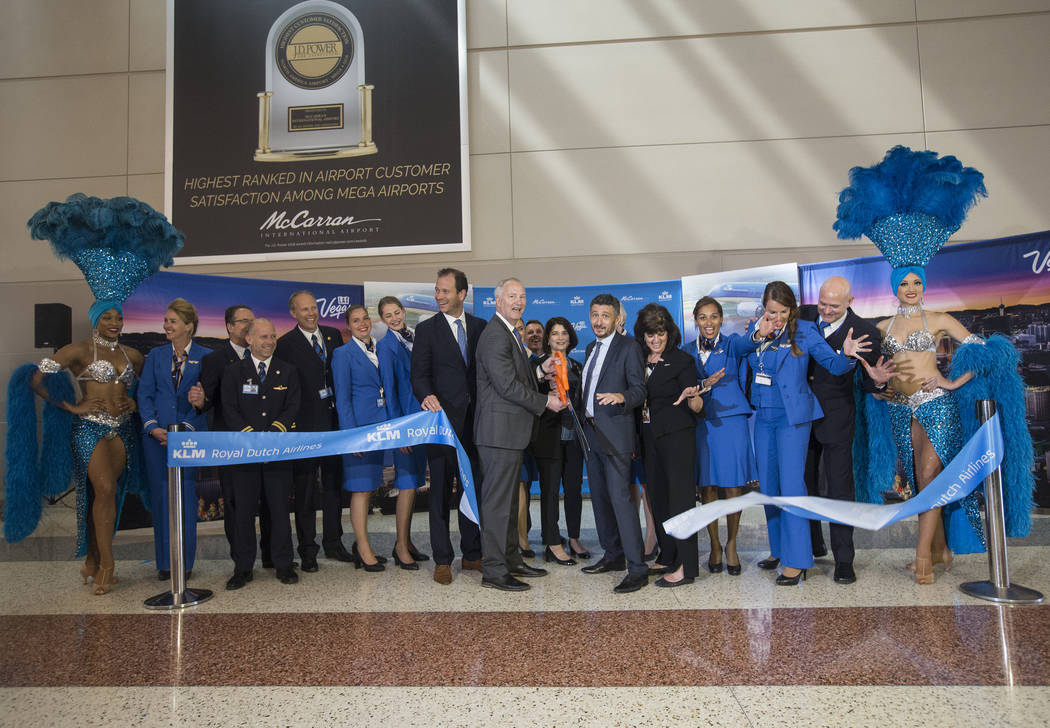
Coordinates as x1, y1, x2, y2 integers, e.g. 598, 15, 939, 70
833, 146, 986, 291
28, 194, 184, 325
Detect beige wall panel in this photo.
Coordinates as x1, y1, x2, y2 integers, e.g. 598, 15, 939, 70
721, 243, 879, 272
917, 0, 1050, 21
0, 75, 128, 182
0, 177, 129, 283
0, 0, 129, 80
925, 126, 1050, 241
507, 0, 915, 46
127, 173, 164, 210
130, 0, 167, 71
468, 50, 510, 155
508, 27, 922, 152
920, 15, 1050, 131
128, 72, 165, 175
510, 133, 924, 259
467, 0, 507, 49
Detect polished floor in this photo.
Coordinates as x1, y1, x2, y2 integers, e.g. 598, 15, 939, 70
1, 500, 1048, 727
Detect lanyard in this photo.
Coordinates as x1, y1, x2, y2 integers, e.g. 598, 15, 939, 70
756, 329, 784, 374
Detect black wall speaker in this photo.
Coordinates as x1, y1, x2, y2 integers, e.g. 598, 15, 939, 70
34, 303, 72, 349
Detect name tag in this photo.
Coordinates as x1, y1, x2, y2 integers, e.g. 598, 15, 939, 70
319, 386, 333, 399
754, 373, 772, 387
242, 384, 259, 395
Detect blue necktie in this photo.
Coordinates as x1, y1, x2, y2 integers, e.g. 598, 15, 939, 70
243, 348, 252, 360
819, 320, 831, 337
512, 329, 528, 360
455, 319, 468, 364
312, 333, 325, 362
257, 361, 267, 382
583, 340, 602, 415
400, 327, 413, 343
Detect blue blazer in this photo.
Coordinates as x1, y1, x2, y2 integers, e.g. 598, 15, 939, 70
138, 341, 210, 433
332, 339, 391, 429
684, 333, 756, 419
377, 330, 420, 418
744, 320, 854, 426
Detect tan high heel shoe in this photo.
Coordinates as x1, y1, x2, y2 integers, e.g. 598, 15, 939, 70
80, 563, 95, 584
93, 567, 116, 595
913, 556, 934, 585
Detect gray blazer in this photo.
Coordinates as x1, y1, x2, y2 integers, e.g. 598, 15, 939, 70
584, 332, 646, 453
474, 315, 547, 450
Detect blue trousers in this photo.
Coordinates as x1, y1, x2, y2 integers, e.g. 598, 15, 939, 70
142, 436, 198, 571
754, 407, 813, 571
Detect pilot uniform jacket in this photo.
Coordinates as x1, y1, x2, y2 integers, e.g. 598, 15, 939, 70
684, 334, 756, 420
138, 341, 210, 434
221, 356, 301, 434
275, 325, 341, 432
195, 340, 243, 431
377, 330, 421, 418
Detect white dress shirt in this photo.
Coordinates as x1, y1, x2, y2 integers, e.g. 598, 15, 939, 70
583, 331, 616, 417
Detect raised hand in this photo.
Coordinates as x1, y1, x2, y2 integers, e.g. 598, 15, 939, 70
842, 328, 871, 357
858, 355, 895, 385
701, 368, 726, 392
673, 385, 701, 406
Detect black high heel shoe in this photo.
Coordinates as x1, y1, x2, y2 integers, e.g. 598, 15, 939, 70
775, 568, 807, 586
351, 543, 385, 572
392, 548, 419, 571
707, 548, 724, 574
544, 546, 576, 566
408, 545, 430, 562
726, 562, 741, 576
519, 545, 536, 559
568, 543, 591, 560
757, 557, 780, 570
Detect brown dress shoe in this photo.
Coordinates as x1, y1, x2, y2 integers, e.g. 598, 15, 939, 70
434, 564, 453, 585
461, 558, 482, 572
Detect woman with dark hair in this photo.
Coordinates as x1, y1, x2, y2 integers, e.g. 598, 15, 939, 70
685, 296, 769, 575
528, 316, 584, 564
138, 297, 210, 580
633, 303, 705, 586
746, 281, 870, 585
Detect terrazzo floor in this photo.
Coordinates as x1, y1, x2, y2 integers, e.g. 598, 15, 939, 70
1, 501, 1048, 727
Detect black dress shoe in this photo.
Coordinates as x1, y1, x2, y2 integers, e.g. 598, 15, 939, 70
613, 574, 648, 593
726, 562, 742, 576
408, 546, 431, 562
544, 547, 576, 566
757, 557, 780, 570
300, 557, 319, 573
707, 559, 724, 574
509, 563, 548, 578
225, 571, 253, 590
833, 562, 857, 584
326, 545, 355, 563
481, 575, 530, 591
581, 559, 626, 574
775, 569, 807, 586
648, 565, 669, 576
519, 546, 536, 559
392, 549, 420, 571
158, 570, 170, 581
263, 559, 299, 569
351, 542, 387, 566
568, 543, 591, 560
654, 576, 695, 588
276, 567, 299, 584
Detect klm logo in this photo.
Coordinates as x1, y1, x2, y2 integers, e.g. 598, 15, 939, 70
366, 424, 401, 443
658, 291, 673, 301
483, 296, 496, 306
173, 439, 205, 460
569, 296, 584, 305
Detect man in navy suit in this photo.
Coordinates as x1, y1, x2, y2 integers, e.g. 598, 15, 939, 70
411, 268, 486, 584
579, 294, 649, 593
276, 290, 350, 572
799, 276, 886, 584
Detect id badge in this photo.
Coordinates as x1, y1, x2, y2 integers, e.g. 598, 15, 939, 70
641, 406, 651, 424
754, 373, 772, 387
376, 397, 385, 408
319, 386, 333, 399
243, 383, 259, 395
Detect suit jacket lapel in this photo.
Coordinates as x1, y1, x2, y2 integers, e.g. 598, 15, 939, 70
349, 340, 382, 386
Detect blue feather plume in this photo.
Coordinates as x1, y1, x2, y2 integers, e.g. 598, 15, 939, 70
834, 146, 987, 240
4, 364, 43, 543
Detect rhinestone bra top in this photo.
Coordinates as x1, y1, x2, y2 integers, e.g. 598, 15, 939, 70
881, 308, 938, 356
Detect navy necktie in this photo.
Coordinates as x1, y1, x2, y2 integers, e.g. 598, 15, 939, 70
701, 338, 717, 352
819, 320, 831, 337
455, 319, 468, 364
312, 333, 325, 362
243, 348, 252, 360
257, 361, 267, 382
400, 327, 413, 343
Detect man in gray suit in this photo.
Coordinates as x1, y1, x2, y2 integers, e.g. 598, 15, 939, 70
474, 278, 566, 591
579, 294, 649, 593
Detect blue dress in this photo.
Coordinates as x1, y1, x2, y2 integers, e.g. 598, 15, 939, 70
377, 329, 426, 490
332, 338, 389, 492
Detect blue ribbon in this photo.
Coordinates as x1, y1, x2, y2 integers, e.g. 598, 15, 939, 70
664, 413, 1004, 539
166, 410, 479, 524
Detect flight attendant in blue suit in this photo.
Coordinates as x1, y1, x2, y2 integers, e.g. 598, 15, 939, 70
684, 296, 770, 576
377, 296, 430, 570
746, 282, 870, 586
138, 298, 210, 580
332, 304, 393, 572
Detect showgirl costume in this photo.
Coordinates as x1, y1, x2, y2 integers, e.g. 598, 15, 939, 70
3, 194, 183, 556
835, 146, 1033, 552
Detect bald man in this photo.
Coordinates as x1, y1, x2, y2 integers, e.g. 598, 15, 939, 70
799, 277, 883, 584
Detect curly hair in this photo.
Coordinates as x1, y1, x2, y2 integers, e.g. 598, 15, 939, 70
633, 303, 681, 353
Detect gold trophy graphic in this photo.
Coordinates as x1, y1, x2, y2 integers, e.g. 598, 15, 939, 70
255, 0, 377, 161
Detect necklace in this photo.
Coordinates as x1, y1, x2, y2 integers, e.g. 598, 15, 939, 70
898, 304, 922, 318
93, 333, 119, 350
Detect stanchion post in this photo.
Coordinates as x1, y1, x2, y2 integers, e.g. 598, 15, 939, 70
959, 400, 1043, 605
145, 424, 214, 610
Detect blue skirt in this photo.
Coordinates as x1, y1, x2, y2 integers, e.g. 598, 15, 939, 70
696, 413, 755, 489
342, 450, 384, 492
392, 446, 426, 490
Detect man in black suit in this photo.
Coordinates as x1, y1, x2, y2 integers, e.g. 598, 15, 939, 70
474, 278, 565, 591
188, 305, 254, 561
800, 275, 887, 584
410, 268, 485, 585
221, 318, 301, 588
275, 290, 350, 572
579, 294, 649, 593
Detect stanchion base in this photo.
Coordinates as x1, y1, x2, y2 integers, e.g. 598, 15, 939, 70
144, 588, 215, 610
959, 580, 1044, 605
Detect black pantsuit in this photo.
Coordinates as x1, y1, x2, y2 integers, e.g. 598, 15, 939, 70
559, 438, 585, 539
805, 435, 854, 563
